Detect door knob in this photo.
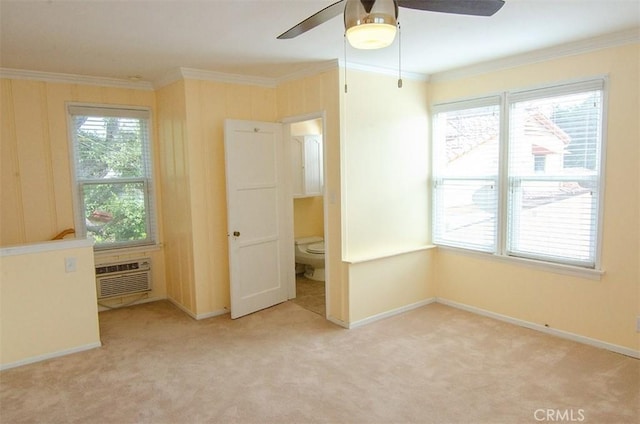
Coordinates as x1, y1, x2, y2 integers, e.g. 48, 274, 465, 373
233, 231, 240, 237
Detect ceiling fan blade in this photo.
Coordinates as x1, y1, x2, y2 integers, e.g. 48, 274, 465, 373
277, 0, 346, 39
398, 0, 505, 17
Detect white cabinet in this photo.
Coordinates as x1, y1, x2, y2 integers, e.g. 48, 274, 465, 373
291, 135, 323, 198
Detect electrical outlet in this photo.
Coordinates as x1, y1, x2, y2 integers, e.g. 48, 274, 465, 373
65, 257, 77, 273
636, 316, 640, 333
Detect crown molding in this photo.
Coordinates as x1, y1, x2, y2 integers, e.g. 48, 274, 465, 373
155, 60, 341, 89
430, 28, 640, 83
0, 68, 154, 90
156, 66, 276, 88
275, 59, 340, 84
338, 59, 429, 82
178, 67, 277, 88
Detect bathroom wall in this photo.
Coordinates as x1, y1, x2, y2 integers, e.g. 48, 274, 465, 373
293, 196, 324, 239
291, 118, 325, 239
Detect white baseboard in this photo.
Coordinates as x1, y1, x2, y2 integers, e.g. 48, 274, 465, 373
0, 342, 102, 371
167, 298, 228, 320
437, 298, 640, 359
195, 309, 229, 320
326, 315, 349, 329
348, 297, 437, 329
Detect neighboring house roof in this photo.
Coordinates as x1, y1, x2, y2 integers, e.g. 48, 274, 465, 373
525, 110, 571, 155
445, 107, 571, 164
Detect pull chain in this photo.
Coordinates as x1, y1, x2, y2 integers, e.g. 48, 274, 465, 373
344, 33, 348, 93
397, 22, 403, 89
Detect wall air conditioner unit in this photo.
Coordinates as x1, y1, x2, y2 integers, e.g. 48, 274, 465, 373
95, 258, 151, 299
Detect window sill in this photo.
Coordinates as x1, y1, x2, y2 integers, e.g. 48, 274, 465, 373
94, 243, 163, 262
437, 245, 605, 281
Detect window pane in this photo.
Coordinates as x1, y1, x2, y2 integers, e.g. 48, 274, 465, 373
82, 182, 149, 246
508, 179, 597, 265
436, 105, 500, 177
433, 103, 500, 251
434, 179, 497, 251
508, 89, 602, 266
69, 105, 155, 250
74, 116, 146, 179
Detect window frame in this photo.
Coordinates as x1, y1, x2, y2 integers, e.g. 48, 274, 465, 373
431, 77, 607, 273
67, 103, 158, 251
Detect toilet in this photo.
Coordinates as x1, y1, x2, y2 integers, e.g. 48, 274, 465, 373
294, 236, 325, 282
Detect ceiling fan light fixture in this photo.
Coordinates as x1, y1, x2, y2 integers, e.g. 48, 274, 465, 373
345, 0, 398, 50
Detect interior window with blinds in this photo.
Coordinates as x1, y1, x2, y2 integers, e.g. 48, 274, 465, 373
507, 82, 604, 267
432, 98, 501, 252
68, 105, 156, 250
431, 79, 605, 269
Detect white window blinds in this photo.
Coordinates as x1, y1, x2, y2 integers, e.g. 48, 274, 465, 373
432, 98, 501, 252
507, 81, 604, 267
68, 105, 156, 249
432, 79, 605, 269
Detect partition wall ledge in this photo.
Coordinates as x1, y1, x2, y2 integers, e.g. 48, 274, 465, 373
344, 245, 436, 265
0, 238, 93, 257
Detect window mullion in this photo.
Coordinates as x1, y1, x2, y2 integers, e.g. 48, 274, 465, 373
497, 92, 509, 256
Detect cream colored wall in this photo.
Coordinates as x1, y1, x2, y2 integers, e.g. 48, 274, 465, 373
277, 69, 347, 322
340, 70, 434, 323
348, 249, 435, 323
0, 78, 167, 303
1, 239, 100, 369
341, 71, 430, 258
430, 44, 640, 351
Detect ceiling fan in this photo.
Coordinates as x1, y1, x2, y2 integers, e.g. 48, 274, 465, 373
278, 0, 505, 49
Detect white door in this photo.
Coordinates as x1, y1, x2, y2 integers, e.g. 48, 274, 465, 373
224, 119, 293, 319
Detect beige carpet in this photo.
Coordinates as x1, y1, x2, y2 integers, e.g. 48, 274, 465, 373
1, 300, 638, 424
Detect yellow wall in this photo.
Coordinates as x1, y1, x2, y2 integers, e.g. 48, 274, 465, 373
1, 239, 100, 369
155, 80, 196, 313
0, 78, 167, 303
430, 44, 640, 351
0, 79, 154, 244
340, 70, 434, 323
293, 196, 324, 238
156, 78, 279, 317
184, 78, 278, 316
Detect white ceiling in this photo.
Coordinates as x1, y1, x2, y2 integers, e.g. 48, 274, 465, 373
1, 0, 639, 85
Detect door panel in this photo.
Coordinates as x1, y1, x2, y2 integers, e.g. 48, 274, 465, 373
224, 119, 292, 319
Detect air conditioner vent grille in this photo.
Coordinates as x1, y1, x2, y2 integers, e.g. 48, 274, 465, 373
96, 259, 151, 299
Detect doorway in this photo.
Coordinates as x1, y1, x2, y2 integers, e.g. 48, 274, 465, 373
285, 114, 327, 316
